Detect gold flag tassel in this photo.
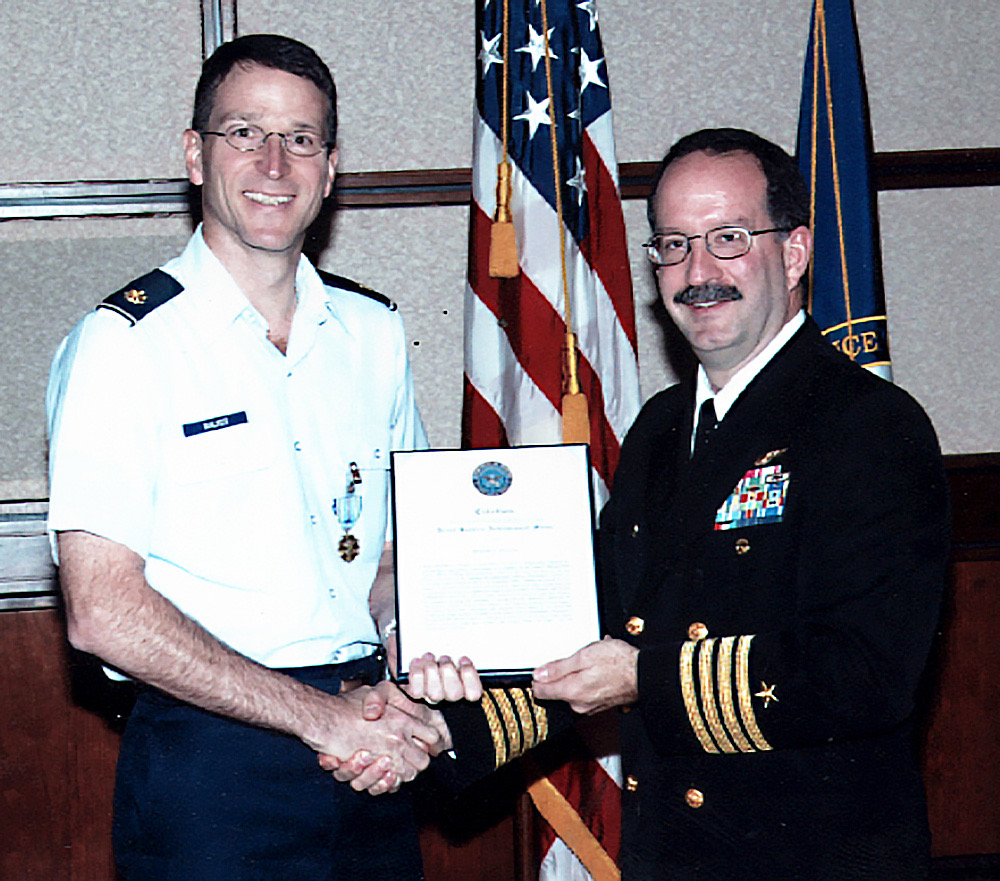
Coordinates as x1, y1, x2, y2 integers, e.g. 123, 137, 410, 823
489, 0, 519, 278
490, 159, 519, 277
562, 331, 590, 444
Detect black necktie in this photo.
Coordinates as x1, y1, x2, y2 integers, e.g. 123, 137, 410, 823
693, 398, 718, 458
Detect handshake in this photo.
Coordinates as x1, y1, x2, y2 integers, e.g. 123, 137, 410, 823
315, 653, 484, 795
313, 636, 639, 795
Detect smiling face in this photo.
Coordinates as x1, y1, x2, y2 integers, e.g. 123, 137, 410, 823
183, 63, 337, 264
652, 150, 812, 389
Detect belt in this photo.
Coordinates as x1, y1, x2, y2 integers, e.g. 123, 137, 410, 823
275, 649, 386, 692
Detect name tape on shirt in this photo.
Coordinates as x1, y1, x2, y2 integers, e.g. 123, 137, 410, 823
182, 411, 248, 438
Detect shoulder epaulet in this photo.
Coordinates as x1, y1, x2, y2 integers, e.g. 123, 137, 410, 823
97, 269, 184, 326
317, 269, 396, 311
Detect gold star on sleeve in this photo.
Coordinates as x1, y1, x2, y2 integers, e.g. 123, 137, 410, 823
754, 682, 779, 708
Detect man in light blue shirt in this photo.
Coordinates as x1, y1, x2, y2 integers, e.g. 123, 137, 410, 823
47, 34, 441, 880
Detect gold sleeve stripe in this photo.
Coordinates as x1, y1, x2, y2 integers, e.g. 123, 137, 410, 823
520, 688, 548, 752
481, 690, 507, 768
534, 689, 549, 742
511, 688, 539, 751
492, 688, 522, 757
736, 635, 772, 751
717, 636, 755, 752
698, 638, 737, 753
680, 640, 719, 753
481, 687, 551, 768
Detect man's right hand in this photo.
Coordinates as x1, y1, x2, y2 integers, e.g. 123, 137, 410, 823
318, 657, 483, 793
302, 682, 445, 792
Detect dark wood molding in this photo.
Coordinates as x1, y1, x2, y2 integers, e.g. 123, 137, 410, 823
3, 148, 999, 220
334, 147, 1000, 209
873, 148, 1000, 191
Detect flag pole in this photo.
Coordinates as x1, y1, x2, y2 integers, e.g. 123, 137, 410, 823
538, 0, 590, 445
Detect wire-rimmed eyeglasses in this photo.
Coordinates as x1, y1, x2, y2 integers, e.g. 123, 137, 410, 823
643, 226, 792, 267
199, 124, 332, 157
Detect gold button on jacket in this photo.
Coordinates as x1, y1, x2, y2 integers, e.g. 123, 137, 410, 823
685, 788, 704, 809
626, 616, 644, 636
687, 621, 708, 641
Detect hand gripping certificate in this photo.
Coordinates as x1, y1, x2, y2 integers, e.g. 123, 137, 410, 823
391, 445, 600, 683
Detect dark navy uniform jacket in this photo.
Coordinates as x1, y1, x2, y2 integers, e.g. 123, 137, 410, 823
441, 317, 950, 880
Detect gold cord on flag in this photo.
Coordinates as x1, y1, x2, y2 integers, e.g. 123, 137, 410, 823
539, 0, 590, 445
806, 0, 819, 312
808, 0, 853, 333
489, 0, 519, 278
817, 0, 855, 332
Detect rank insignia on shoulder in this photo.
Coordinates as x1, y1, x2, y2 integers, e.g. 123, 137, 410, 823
715, 464, 789, 531
98, 269, 184, 326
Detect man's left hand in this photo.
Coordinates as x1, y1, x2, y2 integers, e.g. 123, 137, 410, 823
532, 636, 639, 714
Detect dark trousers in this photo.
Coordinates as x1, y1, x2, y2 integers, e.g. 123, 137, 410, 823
113, 660, 424, 881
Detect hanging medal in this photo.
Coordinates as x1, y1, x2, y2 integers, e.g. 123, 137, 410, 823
333, 461, 363, 562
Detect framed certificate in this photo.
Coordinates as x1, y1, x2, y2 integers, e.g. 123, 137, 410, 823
391, 445, 600, 683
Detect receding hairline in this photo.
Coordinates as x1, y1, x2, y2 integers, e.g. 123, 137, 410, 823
651, 148, 771, 225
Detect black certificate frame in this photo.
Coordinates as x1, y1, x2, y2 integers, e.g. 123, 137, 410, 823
390, 444, 600, 686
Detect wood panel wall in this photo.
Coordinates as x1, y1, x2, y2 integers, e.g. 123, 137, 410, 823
1, 454, 997, 880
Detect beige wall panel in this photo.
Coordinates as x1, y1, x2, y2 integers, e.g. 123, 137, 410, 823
238, 0, 476, 173
317, 205, 469, 449
316, 202, 683, 453
0, 217, 194, 499
0, 0, 200, 182
597, 2, 811, 160
235, 2, 1000, 169
878, 187, 1000, 455
854, 2, 1000, 152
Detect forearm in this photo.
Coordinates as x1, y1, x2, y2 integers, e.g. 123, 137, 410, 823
59, 531, 343, 746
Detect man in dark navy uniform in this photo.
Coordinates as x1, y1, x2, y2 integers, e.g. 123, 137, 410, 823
47, 34, 443, 880
390, 128, 949, 880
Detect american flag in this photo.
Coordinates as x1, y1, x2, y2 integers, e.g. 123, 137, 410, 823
463, 1, 639, 877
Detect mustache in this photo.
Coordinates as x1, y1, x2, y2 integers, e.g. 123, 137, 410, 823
673, 283, 743, 306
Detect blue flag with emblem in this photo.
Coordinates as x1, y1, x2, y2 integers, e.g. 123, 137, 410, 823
795, 0, 892, 380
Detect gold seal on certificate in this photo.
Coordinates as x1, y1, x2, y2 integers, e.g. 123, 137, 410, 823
390, 445, 600, 683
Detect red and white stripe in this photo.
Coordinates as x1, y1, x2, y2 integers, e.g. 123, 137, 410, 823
462, 72, 638, 881
462, 110, 640, 506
